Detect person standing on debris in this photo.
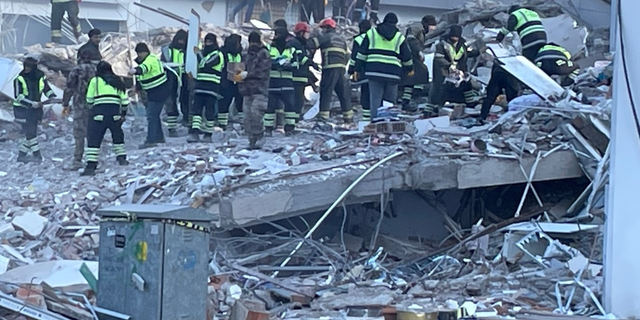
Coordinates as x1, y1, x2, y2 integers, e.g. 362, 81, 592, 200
290, 22, 312, 126
236, 31, 271, 149
421, 15, 438, 36
13, 58, 57, 163
62, 50, 97, 170
479, 64, 520, 124
77, 29, 102, 64
129, 43, 170, 149
535, 43, 580, 86
300, 0, 325, 23
218, 34, 244, 130
429, 25, 479, 113
161, 30, 189, 135
266, 27, 296, 135
349, 20, 372, 121
355, 13, 413, 121
188, 33, 223, 143
82, 61, 130, 176
50, 0, 82, 44
352, 0, 380, 23
307, 18, 352, 124
496, 5, 547, 62
398, 25, 429, 112
229, 0, 257, 24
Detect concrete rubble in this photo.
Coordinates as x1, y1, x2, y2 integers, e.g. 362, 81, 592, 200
0, 0, 615, 319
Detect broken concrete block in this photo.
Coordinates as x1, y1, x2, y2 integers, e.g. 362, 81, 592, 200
229, 299, 269, 320
16, 285, 47, 309
0, 255, 9, 274
0, 223, 15, 238
12, 211, 47, 238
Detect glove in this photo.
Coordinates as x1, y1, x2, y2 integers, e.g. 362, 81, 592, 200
407, 70, 415, 77
233, 71, 248, 82
128, 68, 137, 75
62, 106, 70, 116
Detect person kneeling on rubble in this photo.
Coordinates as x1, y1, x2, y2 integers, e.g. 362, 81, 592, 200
13, 57, 57, 164
429, 25, 479, 116
534, 43, 580, 87
82, 61, 130, 176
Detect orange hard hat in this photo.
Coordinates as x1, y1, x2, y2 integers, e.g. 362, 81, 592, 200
293, 22, 310, 33
318, 18, 336, 29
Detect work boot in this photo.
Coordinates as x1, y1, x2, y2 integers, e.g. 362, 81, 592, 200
264, 130, 273, 137
187, 133, 200, 143
168, 129, 179, 137
202, 133, 213, 142
32, 151, 43, 163
16, 152, 29, 164
248, 137, 259, 150
116, 156, 129, 166
81, 163, 97, 176
63, 159, 83, 171
138, 142, 157, 150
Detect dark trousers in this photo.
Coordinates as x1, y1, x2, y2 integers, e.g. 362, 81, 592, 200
368, 79, 397, 120
353, 0, 367, 22
51, 1, 81, 43
480, 65, 520, 120
218, 84, 243, 129
164, 69, 181, 130
14, 107, 42, 156
179, 75, 191, 122
401, 85, 414, 105
360, 83, 370, 121
146, 99, 166, 143
319, 68, 350, 121
293, 83, 305, 123
332, 0, 347, 22
300, 0, 325, 23
522, 43, 545, 63
191, 93, 218, 134
231, 0, 257, 23
265, 90, 295, 132
85, 106, 126, 167
370, 0, 379, 21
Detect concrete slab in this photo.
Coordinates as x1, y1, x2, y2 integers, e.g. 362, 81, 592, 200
216, 150, 583, 227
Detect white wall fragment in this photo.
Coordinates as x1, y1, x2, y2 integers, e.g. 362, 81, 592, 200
11, 211, 48, 238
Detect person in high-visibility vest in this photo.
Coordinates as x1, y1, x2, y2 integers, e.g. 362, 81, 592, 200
289, 22, 313, 126
355, 13, 413, 121
188, 33, 224, 143
129, 43, 171, 149
50, 0, 81, 44
13, 57, 57, 163
496, 5, 547, 62
161, 29, 189, 135
535, 43, 580, 86
349, 20, 372, 121
265, 28, 297, 135
82, 61, 130, 176
218, 34, 244, 130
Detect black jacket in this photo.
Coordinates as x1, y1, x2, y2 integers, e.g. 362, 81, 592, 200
288, 36, 312, 85
307, 29, 348, 70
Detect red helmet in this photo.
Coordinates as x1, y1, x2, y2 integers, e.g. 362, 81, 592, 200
293, 22, 310, 34
318, 18, 336, 29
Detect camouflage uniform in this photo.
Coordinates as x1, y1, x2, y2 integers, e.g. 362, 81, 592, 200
63, 62, 96, 166
243, 94, 268, 142
238, 43, 271, 148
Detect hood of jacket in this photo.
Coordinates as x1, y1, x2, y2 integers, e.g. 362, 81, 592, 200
170, 30, 188, 50
376, 22, 399, 41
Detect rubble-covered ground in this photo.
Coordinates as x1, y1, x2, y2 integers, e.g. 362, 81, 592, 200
0, 0, 616, 319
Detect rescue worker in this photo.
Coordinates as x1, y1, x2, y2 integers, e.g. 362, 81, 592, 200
129, 43, 170, 149
13, 57, 57, 163
430, 25, 479, 112
51, 0, 81, 44
161, 30, 189, 135
353, 0, 380, 23
62, 50, 97, 170
496, 5, 547, 62
290, 22, 312, 126
77, 29, 102, 64
421, 15, 438, 36
534, 43, 580, 86
218, 34, 244, 130
479, 64, 520, 123
348, 20, 372, 121
236, 31, 271, 149
355, 13, 413, 121
308, 18, 352, 123
82, 61, 129, 176
266, 27, 296, 135
188, 33, 223, 143
399, 24, 429, 112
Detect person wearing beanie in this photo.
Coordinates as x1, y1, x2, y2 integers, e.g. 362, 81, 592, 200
399, 23, 429, 113
129, 42, 170, 148
496, 6, 546, 62
13, 57, 57, 163
218, 34, 245, 130
237, 31, 271, 149
81, 61, 130, 176
77, 29, 102, 64
264, 27, 296, 135
355, 12, 413, 121
289, 23, 312, 128
421, 15, 437, 35
188, 33, 223, 143
50, 0, 81, 44
430, 24, 479, 114
307, 18, 352, 124
161, 29, 190, 134
349, 20, 372, 121
62, 49, 97, 170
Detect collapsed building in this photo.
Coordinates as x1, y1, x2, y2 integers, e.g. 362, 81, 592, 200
0, 0, 617, 319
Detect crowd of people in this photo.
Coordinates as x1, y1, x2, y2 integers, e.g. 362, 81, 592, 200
13, 4, 580, 177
